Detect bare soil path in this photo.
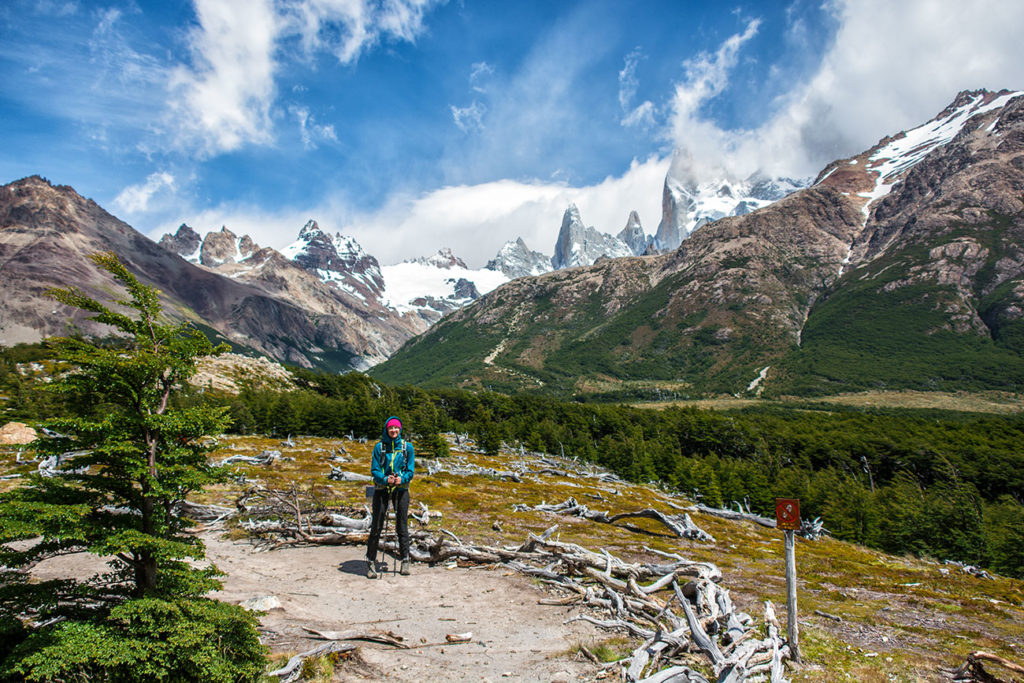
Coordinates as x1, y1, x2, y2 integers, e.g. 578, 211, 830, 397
211, 532, 605, 681
32, 531, 605, 682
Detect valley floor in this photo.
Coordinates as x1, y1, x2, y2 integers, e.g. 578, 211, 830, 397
638, 389, 1024, 414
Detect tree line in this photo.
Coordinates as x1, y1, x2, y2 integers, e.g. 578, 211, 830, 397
5, 339, 1023, 579
194, 369, 1024, 579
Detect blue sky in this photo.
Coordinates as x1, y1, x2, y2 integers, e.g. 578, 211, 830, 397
2, 1, 1023, 266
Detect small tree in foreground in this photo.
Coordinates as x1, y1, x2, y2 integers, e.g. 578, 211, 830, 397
0, 252, 266, 681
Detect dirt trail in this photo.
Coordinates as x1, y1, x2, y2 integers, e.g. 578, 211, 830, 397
32, 532, 605, 682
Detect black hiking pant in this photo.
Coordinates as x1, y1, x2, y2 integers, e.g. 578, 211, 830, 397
366, 487, 410, 562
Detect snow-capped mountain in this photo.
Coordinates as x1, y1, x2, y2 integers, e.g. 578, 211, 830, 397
817, 88, 1021, 218
551, 204, 634, 270
653, 164, 807, 251
406, 247, 468, 270
280, 220, 385, 302
485, 237, 552, 279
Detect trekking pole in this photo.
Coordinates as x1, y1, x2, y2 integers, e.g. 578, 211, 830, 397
391, 493, 398, 575
380, 492, 389, 572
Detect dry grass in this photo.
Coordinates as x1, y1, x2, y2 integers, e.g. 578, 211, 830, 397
3, 434, 1023, 681
638, 389, 1024, 414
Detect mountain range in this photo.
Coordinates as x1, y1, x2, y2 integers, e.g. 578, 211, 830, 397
371, 89, 1024, 398
3, 89, 1021, 397
0, 132, 801, 372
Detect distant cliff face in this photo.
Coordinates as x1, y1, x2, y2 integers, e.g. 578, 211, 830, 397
550, 204, 633, 270
373, 90, 1024, 397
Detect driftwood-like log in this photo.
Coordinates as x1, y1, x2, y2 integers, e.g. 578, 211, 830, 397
302, 627, 407, 648
691, 503, 775, 528
220, 449, 281, 466
520, 497, 714, 542
173, 500, 235, 522
954, 651, 1024, 682
326, 468, 372, 482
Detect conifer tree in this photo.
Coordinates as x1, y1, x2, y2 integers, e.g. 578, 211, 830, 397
0, 252, 265, 681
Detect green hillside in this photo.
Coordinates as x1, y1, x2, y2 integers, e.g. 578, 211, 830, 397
772, 215, 1024, 396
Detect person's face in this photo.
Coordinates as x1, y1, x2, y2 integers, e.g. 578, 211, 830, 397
387, 424, 400, 439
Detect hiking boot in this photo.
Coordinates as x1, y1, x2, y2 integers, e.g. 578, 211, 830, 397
366, 560, 378, 579
400, 559, 411, 576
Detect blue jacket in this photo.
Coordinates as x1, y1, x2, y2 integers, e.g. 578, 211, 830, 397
371, 416, 415, 490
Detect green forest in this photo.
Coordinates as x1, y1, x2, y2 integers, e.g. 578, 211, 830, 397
3, 343, 1023, 579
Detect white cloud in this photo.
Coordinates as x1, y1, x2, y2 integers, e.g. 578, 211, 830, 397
347, 155, 670, 267
167, 0, 440, 156
622, 101, 656, 129
663, 18, 764, 179
168, 0, 279, 156
469, 61, 493, 93
450, 101, 486, 133
285, 0, 438, 64
619, 47, 656, 129
618, 47, 644, 111
664, 0, 1024, 181
113, 172, 176, 213
289, 104, 338, 149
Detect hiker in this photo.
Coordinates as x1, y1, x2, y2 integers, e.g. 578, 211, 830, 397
366, 416, 415, 578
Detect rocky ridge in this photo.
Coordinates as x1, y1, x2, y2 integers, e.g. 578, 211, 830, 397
373, 89, 1024, 397
0, 177, 427, 370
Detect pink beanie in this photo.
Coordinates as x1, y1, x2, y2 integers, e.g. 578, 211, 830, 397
386, 418, 402, 430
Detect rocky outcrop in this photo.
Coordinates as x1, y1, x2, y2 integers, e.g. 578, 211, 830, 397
652, 176, 692, 251
199, 226, 258, 266
158, 224, 202, 259
617, 211, 649, 256
550, 204, 632, 270
0, 422, 36, 444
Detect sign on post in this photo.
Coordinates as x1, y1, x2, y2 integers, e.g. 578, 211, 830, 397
775, 498, 801, 530
776, 497, 801, 663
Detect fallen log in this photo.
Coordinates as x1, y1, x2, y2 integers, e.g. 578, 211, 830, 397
521, 497, 714, 542
954, 651, 1024, 682
327, 468, 372, 482
302, 627, 407, 648
691, 503, 775, 528
220, 449, 281, 466
174, 500, 235, 522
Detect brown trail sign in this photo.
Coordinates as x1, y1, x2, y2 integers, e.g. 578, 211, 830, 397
776, 497, 802, 662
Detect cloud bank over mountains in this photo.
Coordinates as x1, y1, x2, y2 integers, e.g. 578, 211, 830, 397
3, 0, 1023, 267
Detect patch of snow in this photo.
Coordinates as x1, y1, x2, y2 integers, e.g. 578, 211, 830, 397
747, 366, 770, 394
837, 247, 853, 277
857, 91, 1020, 217
380, 261, 508, 313
184, 243, 202, 263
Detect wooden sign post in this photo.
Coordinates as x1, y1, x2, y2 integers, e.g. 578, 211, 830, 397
775, 498, 802, 663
